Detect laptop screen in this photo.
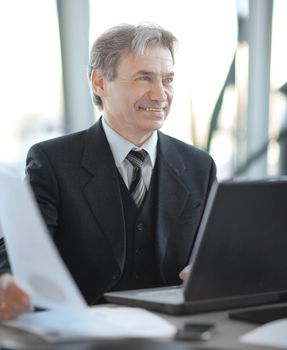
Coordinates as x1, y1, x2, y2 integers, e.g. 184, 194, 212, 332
184, 179, 287, 305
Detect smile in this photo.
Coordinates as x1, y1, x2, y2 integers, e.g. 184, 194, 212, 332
139, 107, 166, 112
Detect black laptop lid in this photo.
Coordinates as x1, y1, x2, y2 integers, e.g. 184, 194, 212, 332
184, 179, 287, 305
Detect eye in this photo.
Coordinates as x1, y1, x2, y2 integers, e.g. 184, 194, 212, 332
137, 75, 151, 81
164, 77, 174, 85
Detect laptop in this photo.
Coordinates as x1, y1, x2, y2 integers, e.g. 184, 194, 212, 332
105, 179, 287, 315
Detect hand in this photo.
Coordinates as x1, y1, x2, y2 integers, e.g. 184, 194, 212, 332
179, 265, 191, 281
0, 274, 30, 321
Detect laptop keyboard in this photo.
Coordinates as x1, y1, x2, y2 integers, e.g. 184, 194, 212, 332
135, 286, 184, 304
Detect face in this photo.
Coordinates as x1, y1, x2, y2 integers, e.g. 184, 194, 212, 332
92, 46, 174, 145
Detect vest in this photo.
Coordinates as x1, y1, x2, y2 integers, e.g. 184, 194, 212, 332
112, 162, 163, 291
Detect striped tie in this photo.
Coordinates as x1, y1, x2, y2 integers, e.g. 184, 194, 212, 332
126, 149, 148, 207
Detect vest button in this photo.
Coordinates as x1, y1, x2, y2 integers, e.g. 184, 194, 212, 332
136, 223, 144, 231
135, 248, 142, 255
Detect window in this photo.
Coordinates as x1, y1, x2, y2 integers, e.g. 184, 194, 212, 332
0, 0, 63, 175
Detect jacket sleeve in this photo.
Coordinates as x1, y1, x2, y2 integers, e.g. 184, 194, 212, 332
25, 144, 60, 238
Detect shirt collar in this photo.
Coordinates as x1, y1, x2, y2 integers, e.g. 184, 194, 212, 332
101, 116, 158, 168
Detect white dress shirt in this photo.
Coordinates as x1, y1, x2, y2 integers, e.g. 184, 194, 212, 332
102, 117, 158, 190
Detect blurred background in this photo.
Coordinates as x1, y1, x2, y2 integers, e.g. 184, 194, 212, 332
0, 0, 286, 181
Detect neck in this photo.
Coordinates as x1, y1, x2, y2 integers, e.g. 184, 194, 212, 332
124, 133, 152, 147
103, 118, 152, 146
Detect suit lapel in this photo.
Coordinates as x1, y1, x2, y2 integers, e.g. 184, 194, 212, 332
156, 132, 202, 282
81, 120, 126, 271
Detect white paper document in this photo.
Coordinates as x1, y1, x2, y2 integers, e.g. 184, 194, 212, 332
0, 169, 176, 340
0, 169, 87, 310
239, 318, 287, 349
4, 307, 176, 341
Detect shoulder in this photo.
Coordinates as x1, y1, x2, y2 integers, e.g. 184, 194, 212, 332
31, 129, 87, 153
27, 122, 101, 160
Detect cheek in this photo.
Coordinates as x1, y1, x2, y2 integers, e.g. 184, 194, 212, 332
122, 86, 143, 103
130, 83, 150, 98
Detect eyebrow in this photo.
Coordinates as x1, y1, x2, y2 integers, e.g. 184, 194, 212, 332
132, 70, 175, 78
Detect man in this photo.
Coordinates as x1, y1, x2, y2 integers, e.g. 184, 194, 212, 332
0, 23, 216, 320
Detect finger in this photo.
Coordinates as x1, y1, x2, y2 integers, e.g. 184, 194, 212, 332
179, 265, 191, 281
0, 275, 30, 317
0, 293, 30, 321
0, 299, 20, 320
0, 306, 23, 321
4, 283, 30, 311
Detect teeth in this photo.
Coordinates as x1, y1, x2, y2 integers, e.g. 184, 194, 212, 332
141, 107, 164, 111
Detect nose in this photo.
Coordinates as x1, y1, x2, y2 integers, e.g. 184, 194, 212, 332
149, 80, 167, 101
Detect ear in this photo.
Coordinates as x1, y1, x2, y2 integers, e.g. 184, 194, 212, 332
91, 70, 105, 98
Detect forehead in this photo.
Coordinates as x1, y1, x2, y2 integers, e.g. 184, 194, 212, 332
116, 46, 174, 76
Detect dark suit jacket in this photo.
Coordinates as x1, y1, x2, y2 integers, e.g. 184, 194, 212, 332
0, 119, 216, 304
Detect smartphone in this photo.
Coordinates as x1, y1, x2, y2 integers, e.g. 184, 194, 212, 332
175, 323, 214, 341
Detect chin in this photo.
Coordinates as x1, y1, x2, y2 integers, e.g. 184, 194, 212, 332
144, 119, 164, 131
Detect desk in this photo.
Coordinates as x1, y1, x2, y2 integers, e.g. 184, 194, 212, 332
0, 304, 285, 350
162, 306, 277, 350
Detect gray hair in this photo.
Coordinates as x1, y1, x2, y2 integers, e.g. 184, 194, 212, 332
88, 23, 178, 109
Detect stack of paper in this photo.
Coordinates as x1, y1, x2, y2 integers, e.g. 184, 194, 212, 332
4, 307, 176, 341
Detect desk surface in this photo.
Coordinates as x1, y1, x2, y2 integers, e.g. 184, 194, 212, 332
0, 303, 285, 350
161, 306, 274, 350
